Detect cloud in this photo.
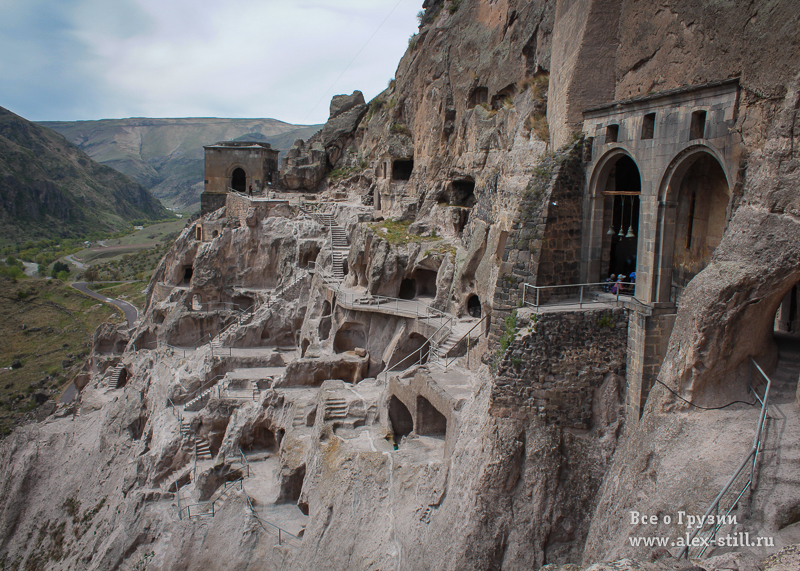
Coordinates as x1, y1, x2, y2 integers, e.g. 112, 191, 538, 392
0, 0, 421, 124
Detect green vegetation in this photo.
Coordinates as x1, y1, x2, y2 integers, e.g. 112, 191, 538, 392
370, 219, 444, 246
366, 97, 386, 121
0, 277, 120, 436
528, 114, 550, 143
496, 310, 519, 362
329, 161, 369, 183
408, 33, 419, 50
597, 312, 615, 328
448, 0, 462, 14
390, 122, 412, 137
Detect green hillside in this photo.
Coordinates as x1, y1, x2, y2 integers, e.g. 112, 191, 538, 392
41, 117, 322, 211
0, 107, 170, 245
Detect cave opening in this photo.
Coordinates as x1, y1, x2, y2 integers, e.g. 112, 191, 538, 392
398, 278, 417, 300
411, 269, 437, 297
467, 294, 482, 318
183, 266, 193, 284
451, 178, 476, 207
416, 396, 447, 438
467, 86, 489, 109
389, 396, 413, 442
392, 159, 414, 181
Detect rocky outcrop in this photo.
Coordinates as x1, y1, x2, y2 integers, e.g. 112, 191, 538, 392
280, 91, 368, 190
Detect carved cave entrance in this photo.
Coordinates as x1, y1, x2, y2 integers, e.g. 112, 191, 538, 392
601, 156, 641, 280
231, 167, 247, 192
399, 278, 416, 300
333, 322, 366, 353
467, 294, 481, 318
388, 332, 428, 369
392, 159, 414, 181
416, 396, 447, 438
389, 396, 413, 443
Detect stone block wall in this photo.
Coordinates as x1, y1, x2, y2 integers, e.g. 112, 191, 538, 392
200, 192, 227, 216
492, 308, 628, 429
489, 142, 585, 343
625, 308, 677, 419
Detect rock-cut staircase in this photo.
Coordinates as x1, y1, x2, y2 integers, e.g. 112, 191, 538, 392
323, 397, 348, 421
108, 364, 126, 389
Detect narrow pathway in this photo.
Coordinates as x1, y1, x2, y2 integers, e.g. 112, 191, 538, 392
71, 282, 139, 329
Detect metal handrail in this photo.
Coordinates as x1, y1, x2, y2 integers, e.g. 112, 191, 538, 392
522, 280, 633, 311
677, 357, 772, 559
381, 314, 454, 383
242, 483, 302, 547
440, 315, 487, 370
184, 375, 226, 406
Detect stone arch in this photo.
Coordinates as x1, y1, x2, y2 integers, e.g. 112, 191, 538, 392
387, 332, 428, 369
333, 322, 366, 353
586, 149, 642, 283
652, 146, 733, 303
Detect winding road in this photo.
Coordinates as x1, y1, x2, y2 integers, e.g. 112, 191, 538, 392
71, 282, 139, 329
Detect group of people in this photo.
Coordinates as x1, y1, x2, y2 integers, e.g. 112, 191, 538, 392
603, 272, 636, 294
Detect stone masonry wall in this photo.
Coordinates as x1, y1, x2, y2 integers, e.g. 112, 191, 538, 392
492, 308, 628, 429
489, 141, 585, 343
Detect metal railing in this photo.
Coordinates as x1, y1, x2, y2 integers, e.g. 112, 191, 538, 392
677, 357, 772, 559
242, 484, 302, 547
180, 478, 245, 520
381, 313, 455, 382
439, 315, 487, 370
183, 375, 226, 407
522, 281, 632, 311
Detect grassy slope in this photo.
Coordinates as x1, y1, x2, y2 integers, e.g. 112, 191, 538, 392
41, 118, 323, 211
0, 277, 122, 435
0, 107, 170, 245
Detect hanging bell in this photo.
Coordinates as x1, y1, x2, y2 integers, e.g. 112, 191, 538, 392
626, 196, 636, 237
607, 225, 615, 235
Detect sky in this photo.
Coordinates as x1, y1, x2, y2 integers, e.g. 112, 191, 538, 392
0, 0, 422, 125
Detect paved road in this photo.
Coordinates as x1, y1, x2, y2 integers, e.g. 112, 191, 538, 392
71, 282, 139, 329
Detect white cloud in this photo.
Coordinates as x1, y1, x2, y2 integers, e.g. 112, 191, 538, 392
0, 0, 421, 123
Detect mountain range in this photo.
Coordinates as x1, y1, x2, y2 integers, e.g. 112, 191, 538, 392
41, 118, 323, 211
0, 106, 169, 245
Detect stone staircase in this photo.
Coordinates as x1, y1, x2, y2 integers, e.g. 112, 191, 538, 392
196, 438, 212, 461
185, 385, 217, 411
323, 397, 348, 421
108, 364, 125, 389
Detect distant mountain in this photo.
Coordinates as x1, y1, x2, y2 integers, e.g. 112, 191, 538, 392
0, 106, 169, 245
40, 118, 323, 212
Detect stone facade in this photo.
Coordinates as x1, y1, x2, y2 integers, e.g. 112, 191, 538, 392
489, 142, 585, 342
579, 79, 744, 418
202, 141, 280, 212
492, 308, 628, 429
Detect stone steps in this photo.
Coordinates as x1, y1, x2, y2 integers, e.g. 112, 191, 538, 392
324, 397, 348, 420
196, 438, 212, 461
108, 364, 125, 389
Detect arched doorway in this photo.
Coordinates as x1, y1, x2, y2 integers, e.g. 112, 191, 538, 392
669, 154, 730, 300
467, 294, 481, 318
653, 149, 732, 304
599, 155, 641, 281
231, 167, 246, 192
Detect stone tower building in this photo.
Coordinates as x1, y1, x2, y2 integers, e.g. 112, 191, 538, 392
200, 141, 279, 214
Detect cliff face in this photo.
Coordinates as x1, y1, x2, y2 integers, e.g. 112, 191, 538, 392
1, 1, 800, 570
